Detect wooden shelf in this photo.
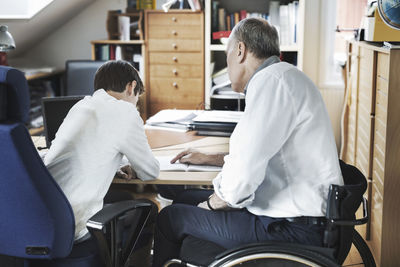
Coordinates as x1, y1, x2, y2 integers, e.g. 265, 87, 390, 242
91, 40, 144, 45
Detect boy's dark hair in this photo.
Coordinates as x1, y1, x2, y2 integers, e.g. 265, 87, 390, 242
94, 60, 144, 95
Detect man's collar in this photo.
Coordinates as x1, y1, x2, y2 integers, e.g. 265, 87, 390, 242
243, 55, 280, 94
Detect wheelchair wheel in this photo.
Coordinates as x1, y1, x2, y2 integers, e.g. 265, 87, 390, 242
352, 230, 376, 267
208, 244, 340, 267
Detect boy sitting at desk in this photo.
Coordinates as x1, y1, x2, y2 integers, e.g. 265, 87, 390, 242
44, 60, 160, 248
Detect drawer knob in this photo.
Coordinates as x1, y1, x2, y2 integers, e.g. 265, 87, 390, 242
172, 17, 177, 22
172, 30, 177, 36
172, 56, 177, 62
172, 43, 177, 49
173, 82, 178, 88
172, 69, 178, 75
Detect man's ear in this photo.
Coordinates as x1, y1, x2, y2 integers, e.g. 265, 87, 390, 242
237, 41, 247, 63
127, 81, 137, 96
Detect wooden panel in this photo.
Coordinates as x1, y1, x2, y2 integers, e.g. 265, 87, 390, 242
374, 116, 387, 143
379, 49, 400, 266
148, 25, 202, 39
149, 64, 203, 78
376, 76, 389, 95
148, 12, 202, 26
372, 155, 385, 195
148, 39, 203, 52
369, 181, 383, 264
149, 52, 202, 65
359, 46, 374, 71
377, 52, 389, 81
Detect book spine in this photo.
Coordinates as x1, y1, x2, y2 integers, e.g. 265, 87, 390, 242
234, 12, 239, 25
239, 10, 247, 21
218, 8, 226, 31
212, 1, 219, 32
212, 31, 232, 40
226, 14, 231, 31
109, 45, 116, 60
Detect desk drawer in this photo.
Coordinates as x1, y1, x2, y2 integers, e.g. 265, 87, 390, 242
148, 12, 202, 26
148, 25, 202, 39
149, 52, 202, 65
148, 39, 202, 52
149, 64, 203, 78
149, 77, 203, 99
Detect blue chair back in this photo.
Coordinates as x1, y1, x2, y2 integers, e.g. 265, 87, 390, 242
0, 66, 75, 260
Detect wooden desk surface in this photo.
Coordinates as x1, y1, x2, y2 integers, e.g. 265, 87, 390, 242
32, 129, 229, 185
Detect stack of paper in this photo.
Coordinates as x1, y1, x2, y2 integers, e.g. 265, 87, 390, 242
145, 109, 199, 132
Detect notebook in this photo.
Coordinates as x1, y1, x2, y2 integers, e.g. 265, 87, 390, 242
41, 96, 84, 148
156, 155, 222, 172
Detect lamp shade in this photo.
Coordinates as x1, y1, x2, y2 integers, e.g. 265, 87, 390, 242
0, 25, 16, 52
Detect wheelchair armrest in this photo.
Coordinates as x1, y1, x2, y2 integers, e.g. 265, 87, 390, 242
86, 200, 152, 231
328, 197, 368, 226
86, 200, 153, 267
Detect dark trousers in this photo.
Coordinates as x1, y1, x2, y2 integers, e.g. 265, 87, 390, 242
152, 189, 325, 267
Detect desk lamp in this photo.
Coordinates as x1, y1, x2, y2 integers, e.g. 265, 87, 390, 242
0, 25, 16, 66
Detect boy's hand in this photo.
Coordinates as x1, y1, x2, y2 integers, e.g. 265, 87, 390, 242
116, 165, 136, 180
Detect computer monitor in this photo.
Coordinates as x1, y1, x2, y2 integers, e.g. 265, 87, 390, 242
65, 60, 105, 96
41, 96, 84, 148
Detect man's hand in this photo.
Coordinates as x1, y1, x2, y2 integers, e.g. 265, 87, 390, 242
197, 193, 237, 211
170, 148, 226, 166
116, 165, 137, 180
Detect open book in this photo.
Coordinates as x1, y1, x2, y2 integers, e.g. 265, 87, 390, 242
156, 156, 222, 172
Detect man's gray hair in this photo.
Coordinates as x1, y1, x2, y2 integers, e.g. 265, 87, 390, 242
232, 18, 280, 59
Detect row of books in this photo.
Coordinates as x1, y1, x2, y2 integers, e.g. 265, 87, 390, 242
94, 44, 144, 78
211, 1, 299, 46
212, 3, 268, 35
94, 45, 123, 61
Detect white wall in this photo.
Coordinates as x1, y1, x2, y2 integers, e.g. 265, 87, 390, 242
16, 0, 126, 69
2, 0, 95, 59
301, 0, 345, 152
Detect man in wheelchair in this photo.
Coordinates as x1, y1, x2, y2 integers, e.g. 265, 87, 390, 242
152, 18, 346, 267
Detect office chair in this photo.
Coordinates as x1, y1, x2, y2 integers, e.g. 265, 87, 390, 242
65, 60, 105, 96
164, 160, 376, 267
0, 65, 154, 267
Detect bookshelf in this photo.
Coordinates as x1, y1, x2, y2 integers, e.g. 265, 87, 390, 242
204, 0, 305, 108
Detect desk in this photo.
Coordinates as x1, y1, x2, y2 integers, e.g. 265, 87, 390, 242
32, 129, 229, 185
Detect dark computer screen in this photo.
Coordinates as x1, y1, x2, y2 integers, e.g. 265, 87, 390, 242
41, 96, 84, 148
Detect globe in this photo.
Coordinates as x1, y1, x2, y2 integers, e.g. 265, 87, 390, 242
378, 0, 400, 30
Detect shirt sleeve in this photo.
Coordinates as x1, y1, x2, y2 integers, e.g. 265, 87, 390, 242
213, 72, 298, 208
118, 109, 160, 181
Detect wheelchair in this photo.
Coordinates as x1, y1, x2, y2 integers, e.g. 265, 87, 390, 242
163, 161, 376, 267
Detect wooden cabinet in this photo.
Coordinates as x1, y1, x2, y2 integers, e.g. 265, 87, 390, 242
341, 41, 400, 266
145, 10, 204, 117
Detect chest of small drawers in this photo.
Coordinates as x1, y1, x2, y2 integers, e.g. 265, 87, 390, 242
145, 10, 204, 117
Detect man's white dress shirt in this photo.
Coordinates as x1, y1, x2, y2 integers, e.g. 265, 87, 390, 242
44, 89, 159, 240
213, 60, 343, 218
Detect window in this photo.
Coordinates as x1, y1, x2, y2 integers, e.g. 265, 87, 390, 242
319, 0, 367, 89
0, 0, 54, 19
